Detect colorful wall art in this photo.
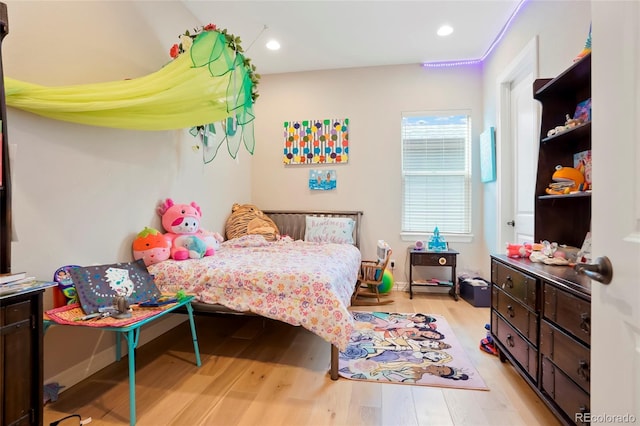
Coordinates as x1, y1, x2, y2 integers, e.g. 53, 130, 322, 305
309, 170, 337, 190
284, 119, 349, 164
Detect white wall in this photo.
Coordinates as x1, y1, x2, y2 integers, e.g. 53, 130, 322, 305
252, 64, 488, 284
4, 1, 252, 387
481, 0, 591, 254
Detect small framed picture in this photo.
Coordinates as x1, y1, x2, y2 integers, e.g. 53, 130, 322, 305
574, 98, 591, 123
309, 169, 336, 190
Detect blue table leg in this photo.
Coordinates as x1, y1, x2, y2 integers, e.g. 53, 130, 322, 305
121, 328, 141, 426
185, 303, 201, 367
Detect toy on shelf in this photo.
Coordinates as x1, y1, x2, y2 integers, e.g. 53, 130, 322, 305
546, 113, 586, 137
574, 23, 592, 62
545, 165, 586, 195
506, 242, 544, 259
506, 242, 532, 258
428, 226, 447, 252
529, 240, 580, 266
574, 98, 591, 124
573, 149, 592, 191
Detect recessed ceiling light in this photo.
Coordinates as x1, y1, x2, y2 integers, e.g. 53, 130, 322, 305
266, 40, 281, 50
437, 25, 454, 37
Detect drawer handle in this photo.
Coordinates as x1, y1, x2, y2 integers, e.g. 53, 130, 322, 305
504, 275, 514, 288
580, 313, 591, 333
506, 334, 515, 347
506, 305, 515, 318
577, 360, 590, 382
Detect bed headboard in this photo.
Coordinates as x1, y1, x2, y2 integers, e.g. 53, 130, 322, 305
262, 210, 363, 249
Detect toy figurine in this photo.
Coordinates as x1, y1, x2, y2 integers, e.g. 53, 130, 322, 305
545, 165, 585, 195
480, 324, 497, 356
428, 226, 447, 252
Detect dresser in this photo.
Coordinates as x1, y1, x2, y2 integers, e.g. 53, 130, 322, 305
490, 255, 591, 426
1, 287, 48, 426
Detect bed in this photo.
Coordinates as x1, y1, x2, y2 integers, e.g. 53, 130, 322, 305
147, 210, 363, 380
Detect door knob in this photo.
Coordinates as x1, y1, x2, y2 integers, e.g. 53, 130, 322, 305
574, 256, 613, 284
507, 220, 515, 227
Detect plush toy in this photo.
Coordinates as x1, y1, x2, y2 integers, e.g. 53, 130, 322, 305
156, 198, 216, 260
132, 227, 171, 266
506, 242, 533, 258
198, 229, 224, 250
545, 165, 585, 195
224, 203, 280, 242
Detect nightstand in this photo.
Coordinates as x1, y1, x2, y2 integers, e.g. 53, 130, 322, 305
409, 248, 459, 300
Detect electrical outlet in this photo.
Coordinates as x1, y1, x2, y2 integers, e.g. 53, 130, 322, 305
390, 259, 396, 269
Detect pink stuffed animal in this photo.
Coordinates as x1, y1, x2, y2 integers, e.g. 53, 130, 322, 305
156, 198, 216, 260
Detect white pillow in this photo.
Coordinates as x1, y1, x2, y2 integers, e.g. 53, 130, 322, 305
304, 216, 355, 245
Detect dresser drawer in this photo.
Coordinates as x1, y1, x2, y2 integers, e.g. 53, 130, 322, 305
1, 300, 33, 335
492, 311, 538, 382
491, 260, 537, 310
541, 356, 590, 426
493, 286, 538, 346
540, 320, 590, 394
543, 283, 590, 346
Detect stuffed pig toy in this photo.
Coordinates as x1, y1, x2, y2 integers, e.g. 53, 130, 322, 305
156, 198, 216, 260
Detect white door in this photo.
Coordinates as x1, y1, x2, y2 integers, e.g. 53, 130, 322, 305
497, 37, 538, 249
590, 2, 640, 421
510, 72, 537, 244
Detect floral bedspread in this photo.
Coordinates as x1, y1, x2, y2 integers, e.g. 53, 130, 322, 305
148, 235, 361, 350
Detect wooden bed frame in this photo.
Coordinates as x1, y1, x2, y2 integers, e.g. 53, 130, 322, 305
188, 209, 363, 380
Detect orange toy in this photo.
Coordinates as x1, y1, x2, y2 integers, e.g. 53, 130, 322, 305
545, 165, 585, 195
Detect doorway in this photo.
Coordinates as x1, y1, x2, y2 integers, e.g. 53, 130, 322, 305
496, 37, 539, 250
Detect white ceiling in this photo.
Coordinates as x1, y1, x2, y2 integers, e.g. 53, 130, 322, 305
182, 0, 523, 75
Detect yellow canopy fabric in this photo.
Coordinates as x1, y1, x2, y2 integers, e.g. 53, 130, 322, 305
3, 30, 256, 132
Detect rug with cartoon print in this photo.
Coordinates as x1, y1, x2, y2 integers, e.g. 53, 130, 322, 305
338, 312, 488, 390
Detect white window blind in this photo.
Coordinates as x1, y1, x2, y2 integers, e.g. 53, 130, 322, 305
401, 113, 472, 235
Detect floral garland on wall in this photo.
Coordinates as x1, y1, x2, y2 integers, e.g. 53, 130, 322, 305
169, 23, 260, 163
170, 23, 260, 104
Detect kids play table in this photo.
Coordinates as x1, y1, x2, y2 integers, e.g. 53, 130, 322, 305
44, 296, 201, 425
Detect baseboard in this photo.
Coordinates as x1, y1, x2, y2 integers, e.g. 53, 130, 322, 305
394, 281, 409, 291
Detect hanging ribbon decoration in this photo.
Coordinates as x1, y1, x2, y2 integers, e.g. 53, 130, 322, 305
4, 24, 260, 163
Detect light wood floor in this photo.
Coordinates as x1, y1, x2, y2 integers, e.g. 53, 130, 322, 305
43, 290, 560, 426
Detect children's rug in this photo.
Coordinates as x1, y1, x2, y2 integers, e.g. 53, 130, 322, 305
338, 312, 488, 390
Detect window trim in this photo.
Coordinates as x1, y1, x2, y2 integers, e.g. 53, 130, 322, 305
400, 109, 473, 239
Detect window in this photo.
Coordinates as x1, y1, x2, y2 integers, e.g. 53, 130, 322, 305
401, 112, 471, 236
